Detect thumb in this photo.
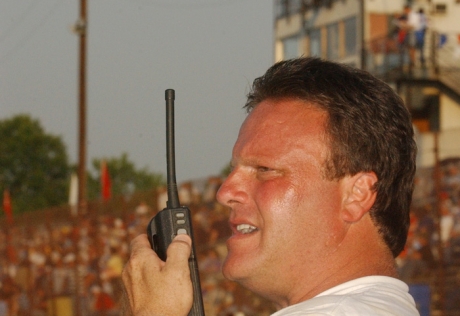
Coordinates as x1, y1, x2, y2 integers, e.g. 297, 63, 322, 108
166, 234, 192, 267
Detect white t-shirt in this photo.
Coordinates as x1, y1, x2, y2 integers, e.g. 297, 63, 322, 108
407, 11, 420, 30
271, 276, 419, 315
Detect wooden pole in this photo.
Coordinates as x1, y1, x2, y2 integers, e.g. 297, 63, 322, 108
74, 0, 87, 314
77, 0, 87, 218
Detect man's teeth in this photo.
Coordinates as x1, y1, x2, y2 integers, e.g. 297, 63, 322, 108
236, 224, 257, 234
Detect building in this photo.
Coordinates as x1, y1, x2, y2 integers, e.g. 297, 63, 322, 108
274, 0, 460, 167
274, 1, 460, 314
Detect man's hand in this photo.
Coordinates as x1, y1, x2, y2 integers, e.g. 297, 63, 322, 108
122, 233, 193, 316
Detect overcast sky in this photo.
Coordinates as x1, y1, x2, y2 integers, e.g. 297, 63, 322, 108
0, 0, 274, 183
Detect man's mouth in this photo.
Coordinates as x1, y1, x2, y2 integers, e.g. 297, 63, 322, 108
236, 224, 258, 234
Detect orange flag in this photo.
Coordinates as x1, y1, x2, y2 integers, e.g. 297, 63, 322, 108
2, 190, 13, 224
101, 160, 112, 201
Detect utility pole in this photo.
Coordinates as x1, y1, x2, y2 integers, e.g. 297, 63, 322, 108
76, 0, 87, 218
72, 0, 87, 315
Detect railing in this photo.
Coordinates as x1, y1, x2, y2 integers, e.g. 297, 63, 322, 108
433, 32, 460, 94
0, 188, 158, 227
364, 30, 460, 98
274, 0, 339, 19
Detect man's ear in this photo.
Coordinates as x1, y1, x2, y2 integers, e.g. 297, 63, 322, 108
341, 172, 378, 223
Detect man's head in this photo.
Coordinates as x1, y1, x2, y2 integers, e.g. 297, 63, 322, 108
243, 57, 416, 257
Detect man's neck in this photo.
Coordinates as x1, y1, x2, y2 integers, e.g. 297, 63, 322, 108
273, 216, 397, 309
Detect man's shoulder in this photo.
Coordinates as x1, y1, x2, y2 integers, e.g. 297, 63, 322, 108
271, 276, 420, 316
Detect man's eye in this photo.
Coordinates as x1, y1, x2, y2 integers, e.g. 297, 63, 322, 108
257, 166, 271, 173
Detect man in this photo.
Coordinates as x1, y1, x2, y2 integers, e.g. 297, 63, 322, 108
397, 4, 420, 66
414, 8, 428, 66
122, 57, 419, 315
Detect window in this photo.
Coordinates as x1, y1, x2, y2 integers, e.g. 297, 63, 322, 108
275, 0, 289, 19
433, 3, 447, 14
283, 36, 300, 59
327, 23, 339, 60
344, 16, 357, 56
275, 0, 303, 19
309, 28, 321, 57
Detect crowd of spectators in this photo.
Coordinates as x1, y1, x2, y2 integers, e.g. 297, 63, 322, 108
0, 176, 275, 316
2, 159, 460, 316
398, 158, 460, 279
397, 158, 460, 312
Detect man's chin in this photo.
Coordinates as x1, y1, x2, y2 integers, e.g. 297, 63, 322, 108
222, 259, 270, 302
223, 255, 260, 288
222, 255, 245, 282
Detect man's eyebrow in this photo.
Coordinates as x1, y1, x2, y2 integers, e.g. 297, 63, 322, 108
231, 156, 260, 167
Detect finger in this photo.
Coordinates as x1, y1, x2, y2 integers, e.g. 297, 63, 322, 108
123, 234, 160, 285
129, 234, 161, 265
166, 234, 192, 267
130, 234, 152, 254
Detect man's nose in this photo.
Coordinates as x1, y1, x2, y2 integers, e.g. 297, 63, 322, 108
216, 167, 249, 207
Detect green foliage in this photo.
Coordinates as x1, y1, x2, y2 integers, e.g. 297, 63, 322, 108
0, 115, 165, 215
0, 115, 70, 213
86, 153, 165, 200
220, 162, 232, 177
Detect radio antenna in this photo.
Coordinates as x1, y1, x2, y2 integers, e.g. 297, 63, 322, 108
165, 89, 180, 209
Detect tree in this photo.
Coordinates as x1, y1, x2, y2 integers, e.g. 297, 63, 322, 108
0, 115, 70, 214
220, 162, 232, 177
86, 153, 165, 201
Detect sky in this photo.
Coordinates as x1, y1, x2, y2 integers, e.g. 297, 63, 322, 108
0, 0, 274, 183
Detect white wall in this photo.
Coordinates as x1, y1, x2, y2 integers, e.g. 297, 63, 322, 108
441, 94, 460, 130
365, 0, 406, 14
305, 0, 359, 27
428, 0, 460, 32
417, 128, 460, 167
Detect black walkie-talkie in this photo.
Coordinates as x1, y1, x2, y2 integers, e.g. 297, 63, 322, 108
147, 89, 205, 316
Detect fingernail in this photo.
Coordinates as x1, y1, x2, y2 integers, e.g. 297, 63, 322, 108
174, 234, 191, 245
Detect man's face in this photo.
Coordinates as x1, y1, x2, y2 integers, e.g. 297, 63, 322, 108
216, 98, 348, 306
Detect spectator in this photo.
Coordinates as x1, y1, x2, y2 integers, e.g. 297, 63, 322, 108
396, 5, 419, 66
0, 274, 20, 316
91, 285, 116, 316
414, 8, 428, 66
